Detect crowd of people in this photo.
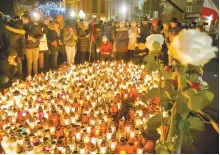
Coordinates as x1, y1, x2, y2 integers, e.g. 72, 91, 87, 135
0, 11, 212, 84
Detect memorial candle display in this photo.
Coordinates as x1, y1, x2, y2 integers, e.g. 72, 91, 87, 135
0, 61, 163, 154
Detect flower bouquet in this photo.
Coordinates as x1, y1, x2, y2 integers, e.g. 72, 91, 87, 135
143, 30, 218, 154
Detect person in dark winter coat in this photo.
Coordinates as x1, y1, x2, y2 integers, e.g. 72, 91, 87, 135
89, 20, 97, 62
0, 12, 5, 54
115, 22, 129, 61
168, 17, 182, 43
150, 19, 162, 34
3, 20, 26, 80
95, 23, 104, 50
168, 17, 183, 66
161, 22, 170, 66
47, 22, 60, 69
140, 17, 150, 43
103, 21, 112, 41
0, 53, 17, 92
78, 20, 90, 63
25, 15, 43, 77
94, 22, 104, 60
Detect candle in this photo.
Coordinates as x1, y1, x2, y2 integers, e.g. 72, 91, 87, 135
90, 144, 97, 154
79, 143, 86, 154
50, 126, 56, 135
145, 140, 154, 153
76, 132, 81, 142
83, 134, 90, 144
110, 137, 117, 152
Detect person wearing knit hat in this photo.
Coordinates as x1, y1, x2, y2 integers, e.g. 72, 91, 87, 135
167, 17, 183, 66
3, 19, 26, 80
140, 17, 150, 43
150, 19, 161, 34
99, 36, 113, 61
168, 17, 182, 43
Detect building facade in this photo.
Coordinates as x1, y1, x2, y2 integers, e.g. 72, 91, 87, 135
13, 0, 33, 16
184, 0, 204, 21
64, 0, 109, 21
186, 0, 204, 14
109, 0, 140, 21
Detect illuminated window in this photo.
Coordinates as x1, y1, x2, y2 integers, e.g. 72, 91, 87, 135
93, 0, 98, 13
186, 6, 192, 13
101, 0, 106, 13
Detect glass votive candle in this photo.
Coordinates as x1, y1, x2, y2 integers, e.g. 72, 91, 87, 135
83, 134, 90, 144
110, 137, 117, 152
79, 143, 86, 154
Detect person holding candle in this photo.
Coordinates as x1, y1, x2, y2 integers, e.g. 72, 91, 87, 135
25, 14, 43, 77
63, 22, 78, 65
47, 21, 60, 69
99, 36, 113, 61
78, 20, 90, 63
128, 21, 139, 62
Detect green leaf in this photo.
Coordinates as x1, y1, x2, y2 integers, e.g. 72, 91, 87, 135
140, 95, 147, 104
147, 88, 160, 98
155, 143, 169, 154
188, 91, 214, 111
189, 74, 199, 82
161, 95, 170, 110
200, 91, 214, 102
184, 89, 197, 97
152, 41, 161, 50
176, 94, 190, 119
147, 114, 162, 130
144, 55, 155, 63
183, 135, 193, 145
179, 74, 187, 88
178, 119, 190, 136
161, 70, 171, 80
188, 116, 205, 131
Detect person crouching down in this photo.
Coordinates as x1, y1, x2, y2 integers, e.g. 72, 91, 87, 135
100, 36, 113, 61
63, 24, 78, 65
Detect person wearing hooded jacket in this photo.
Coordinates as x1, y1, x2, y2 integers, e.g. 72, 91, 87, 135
3, 19, 26, 80
25, 15, 43, 77
63, 24, 78, 65
47, 21, 60, 69
150, 19, 162, 34
140, 17, 150, 43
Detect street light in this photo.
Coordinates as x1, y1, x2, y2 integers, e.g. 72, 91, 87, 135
120, 5, 127, 20
79, 9, 86, 19
120, 6, 127, 14
32, 12, 40, 20
71, 11, 76, 17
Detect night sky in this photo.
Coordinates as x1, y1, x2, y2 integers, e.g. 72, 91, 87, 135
0, 0, 14, 15
0, 0, 61, 15
0, 0, 219, 16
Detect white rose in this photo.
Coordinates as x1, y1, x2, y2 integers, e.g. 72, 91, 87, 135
168, 29, 218, 66
146, 34, 164, 51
